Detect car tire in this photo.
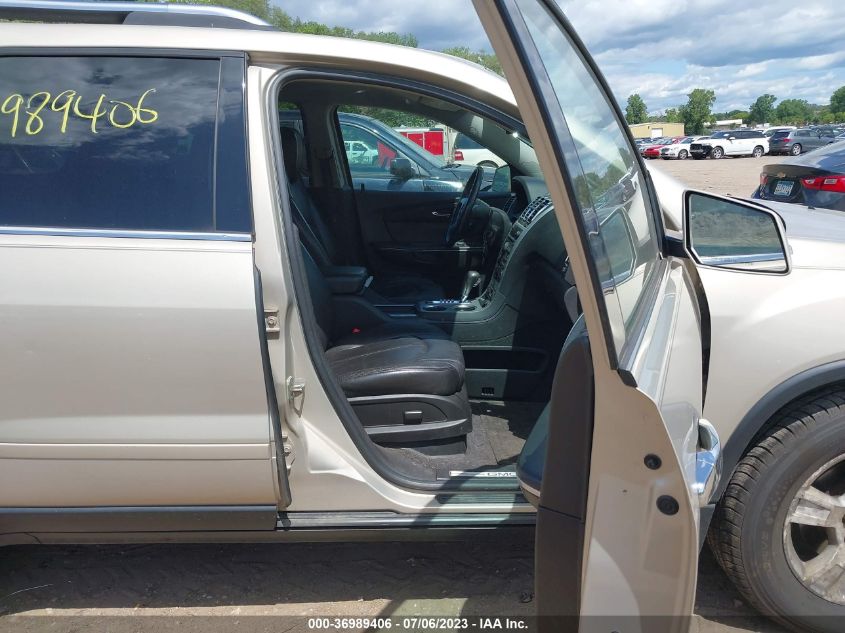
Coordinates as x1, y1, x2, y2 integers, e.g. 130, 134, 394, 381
709, 387, 845, 633
679, 150, 688, 160
791, 144, 802, 156
753, 145, 764, 158
711, 146, 724, 159
477, 160, 498, 169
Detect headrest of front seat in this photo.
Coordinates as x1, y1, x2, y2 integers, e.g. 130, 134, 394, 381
280, 126, 306, 182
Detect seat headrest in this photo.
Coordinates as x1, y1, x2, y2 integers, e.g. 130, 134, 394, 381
280, 126, 306, 182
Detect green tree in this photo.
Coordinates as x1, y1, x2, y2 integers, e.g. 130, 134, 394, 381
663, 107, 682, 123
625, 93, 648, 124
748, 94, 776, 124
775, 98, 812, 125
679, 88, 716, 135
441, 47, 502, 75
830, 86, 845, 115
142, 0, 419, 47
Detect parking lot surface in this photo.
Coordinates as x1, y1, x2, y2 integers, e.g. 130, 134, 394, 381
0, 537, 787, 632
0, 154, 792, 633
652, 153, 787, 198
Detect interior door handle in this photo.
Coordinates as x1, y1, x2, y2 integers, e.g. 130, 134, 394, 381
432, 210, 452, 217
693, 418, 722, 504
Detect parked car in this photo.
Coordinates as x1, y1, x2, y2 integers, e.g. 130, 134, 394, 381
690, 129, 769, 159
343, 139, 377, 164
2, 3, 845, 632
660, 135, 708, 160
768, 127, 837, 156
640, 136, 678, 159
756, 140, 845, 210
282, 111, 481, 192
451, 132, 507, 168
811, 124, 845, 138
764, 125, 796, 138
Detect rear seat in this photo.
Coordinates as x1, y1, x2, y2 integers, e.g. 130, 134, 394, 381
300, 245, 472, 444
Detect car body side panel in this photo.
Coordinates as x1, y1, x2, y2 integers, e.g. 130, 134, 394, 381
0, 233, 277, 507
701, 265, 845, 496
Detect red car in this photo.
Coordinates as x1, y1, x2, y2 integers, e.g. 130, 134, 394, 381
640, 136, 684, 159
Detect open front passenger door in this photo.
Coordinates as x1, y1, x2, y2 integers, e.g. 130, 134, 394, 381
474, 1, 716, 631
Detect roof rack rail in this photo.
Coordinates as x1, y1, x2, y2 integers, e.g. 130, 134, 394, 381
0, 0, 276, 30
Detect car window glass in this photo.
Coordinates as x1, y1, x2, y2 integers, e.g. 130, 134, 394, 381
338, 120, 421, 179
0, 56, 239, 233
455, 133, 483, 149
518, 1, 662, 355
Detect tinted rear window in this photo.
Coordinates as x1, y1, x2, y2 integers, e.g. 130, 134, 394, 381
771, 131, 790, 139
0, 56, 250, 233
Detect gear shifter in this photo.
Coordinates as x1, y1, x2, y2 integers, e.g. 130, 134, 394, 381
460, 270, 481, 302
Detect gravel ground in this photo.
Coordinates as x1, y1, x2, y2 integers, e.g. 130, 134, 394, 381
0, 537, 787, 632
0, 155, 793, 633
650, 152, 787, 198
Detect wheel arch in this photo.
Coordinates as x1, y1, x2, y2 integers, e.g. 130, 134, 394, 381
716, 359, 845, 502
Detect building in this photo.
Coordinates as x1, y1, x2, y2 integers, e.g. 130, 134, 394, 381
707, 118, 745, 131
629, 122, 685, 139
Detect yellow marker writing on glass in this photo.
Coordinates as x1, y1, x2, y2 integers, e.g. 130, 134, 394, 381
1, 89, 159, 137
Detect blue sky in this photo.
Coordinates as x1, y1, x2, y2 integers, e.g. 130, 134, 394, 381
273, 0, 845, 115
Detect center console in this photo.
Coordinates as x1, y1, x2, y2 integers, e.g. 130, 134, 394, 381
416, 194, 555, 317
411, 194, 568, 400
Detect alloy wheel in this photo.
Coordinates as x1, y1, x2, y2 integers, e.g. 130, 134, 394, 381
783, 453, 845, 605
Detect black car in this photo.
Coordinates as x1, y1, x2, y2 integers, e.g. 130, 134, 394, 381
757, 140, 845, 210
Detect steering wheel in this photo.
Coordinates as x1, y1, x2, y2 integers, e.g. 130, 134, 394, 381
445, 166, 484, 246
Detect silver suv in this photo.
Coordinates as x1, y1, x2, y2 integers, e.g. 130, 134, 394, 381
0, 2, 843, 631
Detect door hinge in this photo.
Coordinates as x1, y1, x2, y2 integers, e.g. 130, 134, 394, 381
264, 308, 280, 336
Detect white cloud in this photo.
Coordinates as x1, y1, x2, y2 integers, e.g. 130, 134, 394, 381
271, 0, 845, 113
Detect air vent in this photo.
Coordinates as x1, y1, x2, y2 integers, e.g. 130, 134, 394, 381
519, 195, 552, 225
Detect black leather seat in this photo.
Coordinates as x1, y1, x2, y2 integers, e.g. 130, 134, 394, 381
327, 338, 464, 398
281, 127, 445, 303
300, 245, 472, 443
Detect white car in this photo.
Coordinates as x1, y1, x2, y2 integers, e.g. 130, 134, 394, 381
343, 139, 377, 165
451, 131, 506, 168
691, 129, 770, 159
660, 135, 708, 160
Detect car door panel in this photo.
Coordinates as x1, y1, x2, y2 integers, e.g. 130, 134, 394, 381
474, 0, 706, 626
0, 234, 278, 507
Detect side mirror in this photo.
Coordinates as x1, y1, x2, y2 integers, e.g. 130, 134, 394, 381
728, 135, 736, 141
389, 157, 416, 181
684, 191, 789, 273
489, 164, 511, 193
